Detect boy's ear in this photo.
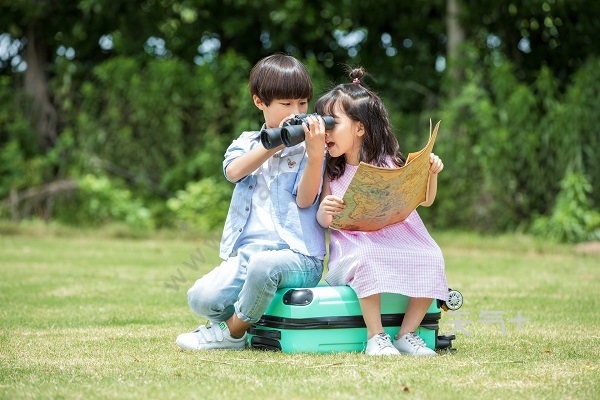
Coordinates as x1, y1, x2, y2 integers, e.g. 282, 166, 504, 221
253, 95, 265, 110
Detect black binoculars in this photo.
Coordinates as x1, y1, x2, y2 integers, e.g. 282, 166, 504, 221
260, 113, 335, 149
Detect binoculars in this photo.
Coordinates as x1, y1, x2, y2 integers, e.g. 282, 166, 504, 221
260, 113, 335, 149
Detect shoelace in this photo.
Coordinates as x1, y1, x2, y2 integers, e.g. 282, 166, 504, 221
405, 332, 426, 348
374, 333, 395, 350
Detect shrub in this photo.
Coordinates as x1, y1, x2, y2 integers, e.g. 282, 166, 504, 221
531, 171, 600, 243
61, 174, 155, 230
166, 177, 232, 232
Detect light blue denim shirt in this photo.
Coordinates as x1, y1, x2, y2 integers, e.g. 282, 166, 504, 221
219, 129, 326, 260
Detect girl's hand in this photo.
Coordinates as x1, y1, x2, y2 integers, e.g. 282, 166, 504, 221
429, 153, 444, 175
319, 195, 345, 215
303, 114, 326, 159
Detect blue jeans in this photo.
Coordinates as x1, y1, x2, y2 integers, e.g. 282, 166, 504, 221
187, 243, 323, 323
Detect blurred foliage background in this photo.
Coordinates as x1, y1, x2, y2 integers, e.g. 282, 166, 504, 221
0, 0, 598, 242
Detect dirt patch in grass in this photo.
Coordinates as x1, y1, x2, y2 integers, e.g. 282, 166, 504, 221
574, 241, 600, 254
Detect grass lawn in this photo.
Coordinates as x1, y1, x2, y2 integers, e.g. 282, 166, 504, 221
0, 223, 598, 399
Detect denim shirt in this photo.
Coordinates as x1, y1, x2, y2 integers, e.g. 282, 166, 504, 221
219, 129, 326, 260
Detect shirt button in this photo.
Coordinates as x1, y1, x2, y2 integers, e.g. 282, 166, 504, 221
245, 207, 249, 211
249, 185, 253, 189
238, 228, 242, 232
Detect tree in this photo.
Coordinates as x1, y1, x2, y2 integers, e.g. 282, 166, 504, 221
456, 0, 600, 86
0, 0, 598, 236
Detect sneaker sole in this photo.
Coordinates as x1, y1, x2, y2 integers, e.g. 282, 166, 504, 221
176, 337, 246, 351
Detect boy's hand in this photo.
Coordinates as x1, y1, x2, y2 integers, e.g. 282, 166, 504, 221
303, 114, 326, 158
319, 195, 345, 216
429, 153, 444, 175
279, 114, 296, 127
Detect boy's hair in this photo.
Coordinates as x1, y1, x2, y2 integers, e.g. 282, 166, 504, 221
249, 53, 313, 106
315, 67, 405, 181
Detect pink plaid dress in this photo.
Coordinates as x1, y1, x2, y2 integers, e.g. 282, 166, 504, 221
325, 163, 448, 301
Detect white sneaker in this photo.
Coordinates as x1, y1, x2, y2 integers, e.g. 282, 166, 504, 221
393, 332, 437, 356
176, 322, 246, 351
365, 333, 401, 356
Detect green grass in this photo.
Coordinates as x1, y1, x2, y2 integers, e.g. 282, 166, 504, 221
0, 224, 599, 399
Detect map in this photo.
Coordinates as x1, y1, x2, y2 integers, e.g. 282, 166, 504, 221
330, 120, 440, 231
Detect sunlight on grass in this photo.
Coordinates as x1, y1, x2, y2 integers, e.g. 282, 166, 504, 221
1, 227, 598, 399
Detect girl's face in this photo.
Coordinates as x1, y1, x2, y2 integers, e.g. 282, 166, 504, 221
324, 103, 364, 164
254, 96, 309, 129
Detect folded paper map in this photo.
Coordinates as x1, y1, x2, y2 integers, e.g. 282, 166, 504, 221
330, 120, 440, 231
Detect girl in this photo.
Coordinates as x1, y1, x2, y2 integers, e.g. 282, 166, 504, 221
315, 67, 448, 356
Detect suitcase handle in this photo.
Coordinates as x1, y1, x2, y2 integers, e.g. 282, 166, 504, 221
283, 289, 314, 306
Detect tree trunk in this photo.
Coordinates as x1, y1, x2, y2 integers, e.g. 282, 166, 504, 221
446, 0, 466, 91
24, 20, 57, 150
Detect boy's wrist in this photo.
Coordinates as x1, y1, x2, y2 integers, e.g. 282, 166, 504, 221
305, 150, 325, 163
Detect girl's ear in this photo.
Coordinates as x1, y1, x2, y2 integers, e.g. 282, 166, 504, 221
355, 121, 365, 137
253, 95, 265, 110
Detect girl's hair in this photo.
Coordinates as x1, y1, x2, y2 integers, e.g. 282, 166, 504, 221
314, 67, 405, 180
249, 53, 313, 105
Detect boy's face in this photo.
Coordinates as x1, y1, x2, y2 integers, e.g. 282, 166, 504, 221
253, 96, 309, 129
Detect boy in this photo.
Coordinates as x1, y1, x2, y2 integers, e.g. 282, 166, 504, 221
176, 54, 326, 350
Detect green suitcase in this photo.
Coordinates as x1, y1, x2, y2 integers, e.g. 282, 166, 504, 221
248, 285, 459, 353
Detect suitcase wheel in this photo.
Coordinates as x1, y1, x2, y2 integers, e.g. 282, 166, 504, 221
440, 288, 463, 311
250, 336, 282, 351
436, 334, 457, 352
445, 289, 463, 310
